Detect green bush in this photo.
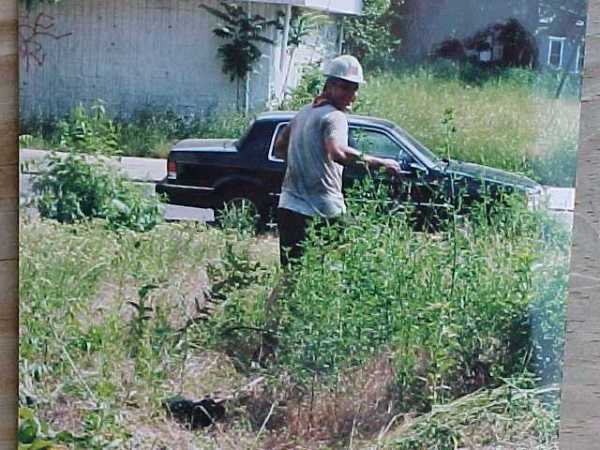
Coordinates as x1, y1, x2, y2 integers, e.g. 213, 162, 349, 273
56, 100, 121, 154
211, 176, 566, 411
277, 188, 559, 405
33, 153, 163, 231
281, 64, 323, 110
22, 101, 252, 159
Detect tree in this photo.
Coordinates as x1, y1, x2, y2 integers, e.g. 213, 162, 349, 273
201, 2, 283, 113
279, 8, 330, 102
343, 0, 401, 65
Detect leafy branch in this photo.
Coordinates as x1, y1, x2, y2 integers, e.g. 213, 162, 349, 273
201, 1, 284, 112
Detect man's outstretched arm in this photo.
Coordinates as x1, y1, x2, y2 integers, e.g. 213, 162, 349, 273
323, 137, 402, 175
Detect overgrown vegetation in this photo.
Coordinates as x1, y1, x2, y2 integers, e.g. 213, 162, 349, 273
33, 153, 163, 231
21, 65, 579, 187
361, 65, 580, 187
21, 104, 252, 159
20, 166, 568, 448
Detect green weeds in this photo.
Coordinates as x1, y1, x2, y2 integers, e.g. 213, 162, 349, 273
55, 100, 121, 155
197, 176, 568, 448
19, 193, 568, 447
21, 66, 580, 188
21, 102, 251, 159
33, 153, 163, 231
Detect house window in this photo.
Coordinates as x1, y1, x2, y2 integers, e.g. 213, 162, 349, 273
548, 37, 566, 68
478, 36, 493, 62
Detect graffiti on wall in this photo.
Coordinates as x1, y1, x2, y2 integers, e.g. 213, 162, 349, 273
19, 13, 72, 72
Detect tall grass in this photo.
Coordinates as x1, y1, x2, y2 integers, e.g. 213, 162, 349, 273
20, 105, 252, 159
358, 67, 580, 186
21, 66, 580, 186
19, 188, 567, 448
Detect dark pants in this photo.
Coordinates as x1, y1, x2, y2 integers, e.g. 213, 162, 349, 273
277, 207, 339, 267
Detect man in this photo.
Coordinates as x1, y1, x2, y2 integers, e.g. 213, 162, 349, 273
275, 55, 402, 266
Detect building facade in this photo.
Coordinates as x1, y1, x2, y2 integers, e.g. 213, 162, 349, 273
19, 0, 360, 120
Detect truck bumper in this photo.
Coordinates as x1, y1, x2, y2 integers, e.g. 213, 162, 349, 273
155, 181, 220, 209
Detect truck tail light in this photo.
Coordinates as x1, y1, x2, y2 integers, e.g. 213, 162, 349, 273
167, 160, 177, 180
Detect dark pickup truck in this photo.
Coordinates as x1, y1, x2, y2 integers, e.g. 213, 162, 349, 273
156, 111, 545, 226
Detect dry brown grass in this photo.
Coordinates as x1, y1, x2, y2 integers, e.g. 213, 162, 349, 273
252, 353, 401, 450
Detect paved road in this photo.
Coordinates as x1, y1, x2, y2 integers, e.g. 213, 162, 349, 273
20, 148, 574, 229
20, 149, 214, 222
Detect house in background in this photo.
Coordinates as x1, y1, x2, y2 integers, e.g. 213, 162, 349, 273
398, 0, 585, 72
537, 2, 586, 73
19, 0, 362, 121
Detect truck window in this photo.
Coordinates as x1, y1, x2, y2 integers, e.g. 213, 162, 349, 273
269, 122, 289, 162
349, 127, 412, 164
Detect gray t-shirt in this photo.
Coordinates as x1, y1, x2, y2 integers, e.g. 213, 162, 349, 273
278, 103, 348, 218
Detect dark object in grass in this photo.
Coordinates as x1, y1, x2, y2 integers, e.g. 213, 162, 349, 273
163, 395, 226, 428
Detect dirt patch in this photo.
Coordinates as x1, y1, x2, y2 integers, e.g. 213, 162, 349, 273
42, 394, 89, 436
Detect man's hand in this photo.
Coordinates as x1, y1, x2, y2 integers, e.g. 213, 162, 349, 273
377, 158, 403, 176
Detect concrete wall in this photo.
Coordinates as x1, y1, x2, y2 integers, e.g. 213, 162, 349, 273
18, 0, 336, 120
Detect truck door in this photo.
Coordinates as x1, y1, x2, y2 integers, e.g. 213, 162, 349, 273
345, 126, 431, 207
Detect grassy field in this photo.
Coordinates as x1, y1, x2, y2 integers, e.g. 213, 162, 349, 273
19, 180, 569, 448
18, 63, 575, 449
20, 66, 580, 187
358, 69, 580, 187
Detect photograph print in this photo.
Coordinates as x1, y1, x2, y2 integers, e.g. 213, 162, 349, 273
18, 0, 587, 448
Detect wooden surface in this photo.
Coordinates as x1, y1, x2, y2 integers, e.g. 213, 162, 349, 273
559, 0, 600, 448
0, 0, 17, 448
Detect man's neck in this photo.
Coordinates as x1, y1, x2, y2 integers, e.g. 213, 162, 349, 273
312, 94, 345, 111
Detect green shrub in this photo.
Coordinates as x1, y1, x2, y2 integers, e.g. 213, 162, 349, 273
56, 100, 121, 154
218, 177, 565, 410
33, 153, 163, 231
104, 186, 164, 232
201, 172, 567, 412
282, 64, 323, 110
